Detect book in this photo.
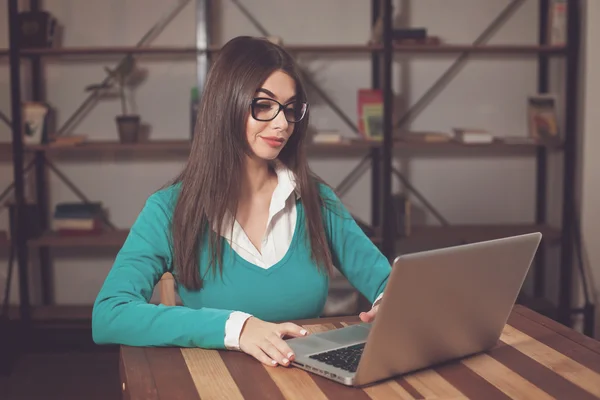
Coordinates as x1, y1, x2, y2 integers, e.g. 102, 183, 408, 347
548, 0, 566, 46
53, 202, 105, 235
311, 132, 351, 144
357, 89, 383, 139
363, 104, 384, 139
54, 202, 103, 219
399, 131, 453, 143
527, 94, 561, 144
453, 128, 494, 144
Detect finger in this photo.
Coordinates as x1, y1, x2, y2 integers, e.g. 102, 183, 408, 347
278, 322, 309, 338
359, 312, 371, 323
250, 346, 278, 367
260, 339, 290, 366
269, 332, 296, 364
360, 305, 379, 323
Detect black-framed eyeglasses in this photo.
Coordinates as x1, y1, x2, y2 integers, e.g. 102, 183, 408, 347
250, 97, 308, 123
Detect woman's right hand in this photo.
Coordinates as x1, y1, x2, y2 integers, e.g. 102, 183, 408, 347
239, 317, 309, 367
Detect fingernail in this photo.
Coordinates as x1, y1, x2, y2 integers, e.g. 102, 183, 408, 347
287, 352, 294, 359
271, 360, 277, 365
300, 329, 307, 335
283, 358, 289, 364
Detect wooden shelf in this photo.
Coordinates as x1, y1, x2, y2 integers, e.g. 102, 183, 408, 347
4, 293, 558, 325
5, 293, 558, 324
8, 304, 93, 322
26, 225, 558, 249
0, 44, 566, 58
409, 224, 561, 242
373, 224, 561, 252
26, 140, 192, 153
307, 140, 381, 155
393, 139, 557, 151
26, 139, 381, 157
25, 138, 554, 157
390, 44, 565, 55
21, 46, 210, 56
28, 229, 129, 248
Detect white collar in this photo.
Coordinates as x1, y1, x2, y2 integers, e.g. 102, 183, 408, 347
217, 161, 299, 234
270, 160, 300, 201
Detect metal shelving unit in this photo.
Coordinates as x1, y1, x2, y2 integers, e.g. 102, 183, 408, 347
2, 0, 592, 336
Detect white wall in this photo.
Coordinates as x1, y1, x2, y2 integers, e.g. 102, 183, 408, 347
0, 1, 570, 312
580, 0, 600, 338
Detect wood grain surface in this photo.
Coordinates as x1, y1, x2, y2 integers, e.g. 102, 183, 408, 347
120, 306, 600, 399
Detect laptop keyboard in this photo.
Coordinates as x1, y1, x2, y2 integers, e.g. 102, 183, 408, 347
308, 343, 365, 373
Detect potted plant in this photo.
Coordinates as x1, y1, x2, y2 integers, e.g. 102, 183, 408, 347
85, 55, 146, 143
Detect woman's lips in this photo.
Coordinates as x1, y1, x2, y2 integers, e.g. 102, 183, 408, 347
261, 136, 284, 148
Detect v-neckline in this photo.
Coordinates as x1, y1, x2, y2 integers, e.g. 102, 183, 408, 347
225, 201, 303, 275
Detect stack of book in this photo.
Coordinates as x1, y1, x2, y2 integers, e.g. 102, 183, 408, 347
52, 202, 104, 235
357, 89, 383, 139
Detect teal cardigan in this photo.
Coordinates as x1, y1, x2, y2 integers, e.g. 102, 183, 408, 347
92, 183, 391, 349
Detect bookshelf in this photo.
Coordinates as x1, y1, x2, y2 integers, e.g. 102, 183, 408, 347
3, 0, 590, 336
22, 138, 555, 154
28, 229, 129, 248
27, 224, 561, 250
0, 44, 567, 58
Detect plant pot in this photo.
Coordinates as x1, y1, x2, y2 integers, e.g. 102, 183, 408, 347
116, 115, 140, 143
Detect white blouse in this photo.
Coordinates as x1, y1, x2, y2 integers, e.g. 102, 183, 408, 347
221, 163, 382, 350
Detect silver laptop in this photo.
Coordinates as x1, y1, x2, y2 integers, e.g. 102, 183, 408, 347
286, 232, 542, 386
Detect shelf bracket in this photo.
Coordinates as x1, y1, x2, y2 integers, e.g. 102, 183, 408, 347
0, 109, 11, 128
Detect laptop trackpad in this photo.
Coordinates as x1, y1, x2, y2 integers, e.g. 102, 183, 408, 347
315, 324, 370, 345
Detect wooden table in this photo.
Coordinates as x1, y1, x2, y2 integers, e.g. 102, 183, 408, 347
119, 305, 600, 399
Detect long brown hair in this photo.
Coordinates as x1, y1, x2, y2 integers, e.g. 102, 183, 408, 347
171, 36, 334, 290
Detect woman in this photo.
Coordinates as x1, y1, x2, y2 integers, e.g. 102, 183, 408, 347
92, 36, 391, 368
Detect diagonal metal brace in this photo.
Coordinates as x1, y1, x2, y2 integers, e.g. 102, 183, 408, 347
395, 0, 525, 130
56, 0, 191, 136
229, 0, 359, 134
0, 159, 36, 207
42, 157, 116, 230
0, 109, 11, 128
334, 154, 372, 196
392, 167, 449, 226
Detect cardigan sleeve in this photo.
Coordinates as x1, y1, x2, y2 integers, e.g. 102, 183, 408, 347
319, 184, 392, 304
92, 189, 234, 349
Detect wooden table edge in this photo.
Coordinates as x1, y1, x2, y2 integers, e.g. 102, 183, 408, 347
118, 306, 600, 399
512, 304, 600, 355
120, 346, 159, 400
117, 315, 357, 399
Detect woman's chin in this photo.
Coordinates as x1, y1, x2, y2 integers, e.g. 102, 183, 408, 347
254, 147, 283, 161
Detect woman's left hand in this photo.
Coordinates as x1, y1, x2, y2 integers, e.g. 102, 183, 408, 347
359, 303, 380, 323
